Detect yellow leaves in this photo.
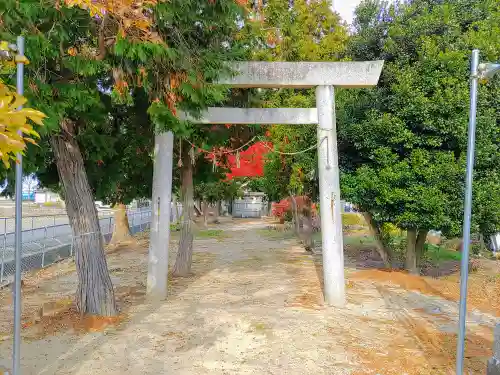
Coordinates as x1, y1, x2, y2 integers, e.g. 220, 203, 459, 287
65, 0, 106, 17
0, 40, 29, 73
14, 55, 29, 65
0, 81, 45, 168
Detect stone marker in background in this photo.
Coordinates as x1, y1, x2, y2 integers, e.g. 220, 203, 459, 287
488, 324, 500, 375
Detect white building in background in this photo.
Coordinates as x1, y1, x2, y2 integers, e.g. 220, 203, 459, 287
232, 192, 267, 218
34, 189, 62, 204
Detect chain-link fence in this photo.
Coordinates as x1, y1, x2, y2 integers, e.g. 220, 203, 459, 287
0, 210, 118, 236
0, 208, 152, 285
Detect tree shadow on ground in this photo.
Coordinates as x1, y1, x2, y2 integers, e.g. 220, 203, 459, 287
9, 242, 229, 374
374, 285, 493, 374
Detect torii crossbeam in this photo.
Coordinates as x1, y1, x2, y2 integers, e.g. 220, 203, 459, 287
148, 61, 384, 306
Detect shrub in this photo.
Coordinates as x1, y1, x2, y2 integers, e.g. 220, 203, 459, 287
283, 210, 293, 223
468, 259, 480, 273
471, 243, 482, 256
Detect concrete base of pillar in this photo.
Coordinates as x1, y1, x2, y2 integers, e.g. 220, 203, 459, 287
488, 358, 500, 375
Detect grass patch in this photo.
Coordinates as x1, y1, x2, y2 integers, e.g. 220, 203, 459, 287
341, 213, 367, 227
313, 232, 376, 246
425, 243, 461, 263
195, 229, 227, 240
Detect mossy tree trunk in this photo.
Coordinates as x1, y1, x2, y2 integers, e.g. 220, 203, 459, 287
415, 229, 429, 267
405, 228, 418, 274
302, 197, 314, 251
361, 212, 392, 268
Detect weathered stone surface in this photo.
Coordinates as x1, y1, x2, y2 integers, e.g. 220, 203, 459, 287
494, 323, 500, 360
180, 107, 318, 125
488, 358, 500, 375
488, 324, 500, 375
218, 61, 384, 88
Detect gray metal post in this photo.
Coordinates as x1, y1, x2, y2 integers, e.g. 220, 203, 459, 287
316, 85, 345, 307
0, 235, 5, 283
147, 131, 174, 299
456, 49, 480, 375
13, 35, 24, 375
41, 227, 47, 268
487, 324, 500, 375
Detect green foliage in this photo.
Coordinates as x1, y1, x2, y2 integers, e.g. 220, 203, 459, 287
0, 0, 249, 207
195, 178, 243, 203
245, 0, 348, 202
424, 243, 462, 264
170, 222, 181, 232
341, 213, 366, 227
84, 90, 154, 205
195, 229, 225, 239
340, 0, 500, 238
283, 210, 293, 223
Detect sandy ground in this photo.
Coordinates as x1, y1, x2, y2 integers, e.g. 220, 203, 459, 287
0, 220, 498, 375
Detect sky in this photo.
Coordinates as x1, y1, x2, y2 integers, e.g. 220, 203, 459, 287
333, 0, 363, 24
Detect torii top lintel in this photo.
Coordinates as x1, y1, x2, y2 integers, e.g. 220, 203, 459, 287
217, 61, 384, 88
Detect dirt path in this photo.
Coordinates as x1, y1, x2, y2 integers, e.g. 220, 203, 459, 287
0, 220, 497, 375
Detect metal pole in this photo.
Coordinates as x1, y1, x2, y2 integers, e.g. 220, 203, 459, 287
13, 35, 25, 375
147, 131, 174, 299
0, 235, 5, 284
316, 85, 345, 307
456, 49, 480, 375
41, 227, 47, 268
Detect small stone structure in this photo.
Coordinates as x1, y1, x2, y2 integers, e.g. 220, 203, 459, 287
232, 192, 266, 218
488, 324, 500, 375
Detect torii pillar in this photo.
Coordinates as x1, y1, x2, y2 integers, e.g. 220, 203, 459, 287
151, 61, 384, 306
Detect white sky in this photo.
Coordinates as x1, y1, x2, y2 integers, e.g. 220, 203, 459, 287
333, 0, 363, 24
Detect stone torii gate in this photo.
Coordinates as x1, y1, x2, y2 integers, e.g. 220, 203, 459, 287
147, 61, 384, 307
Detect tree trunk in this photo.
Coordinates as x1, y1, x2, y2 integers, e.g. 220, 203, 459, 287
50, 122, 116, 316
172, 195, 178, 224
193, 202, 202, 217
361, 212, 392, 268
202, 201, 209, 228
213, 201, 221, 223
405, 228, 418, 274
415, 229, 429, 267
172, 158, 194, 277
290, 195, 300, 236
302, 198, 314, 251
109, 203, 133, 245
